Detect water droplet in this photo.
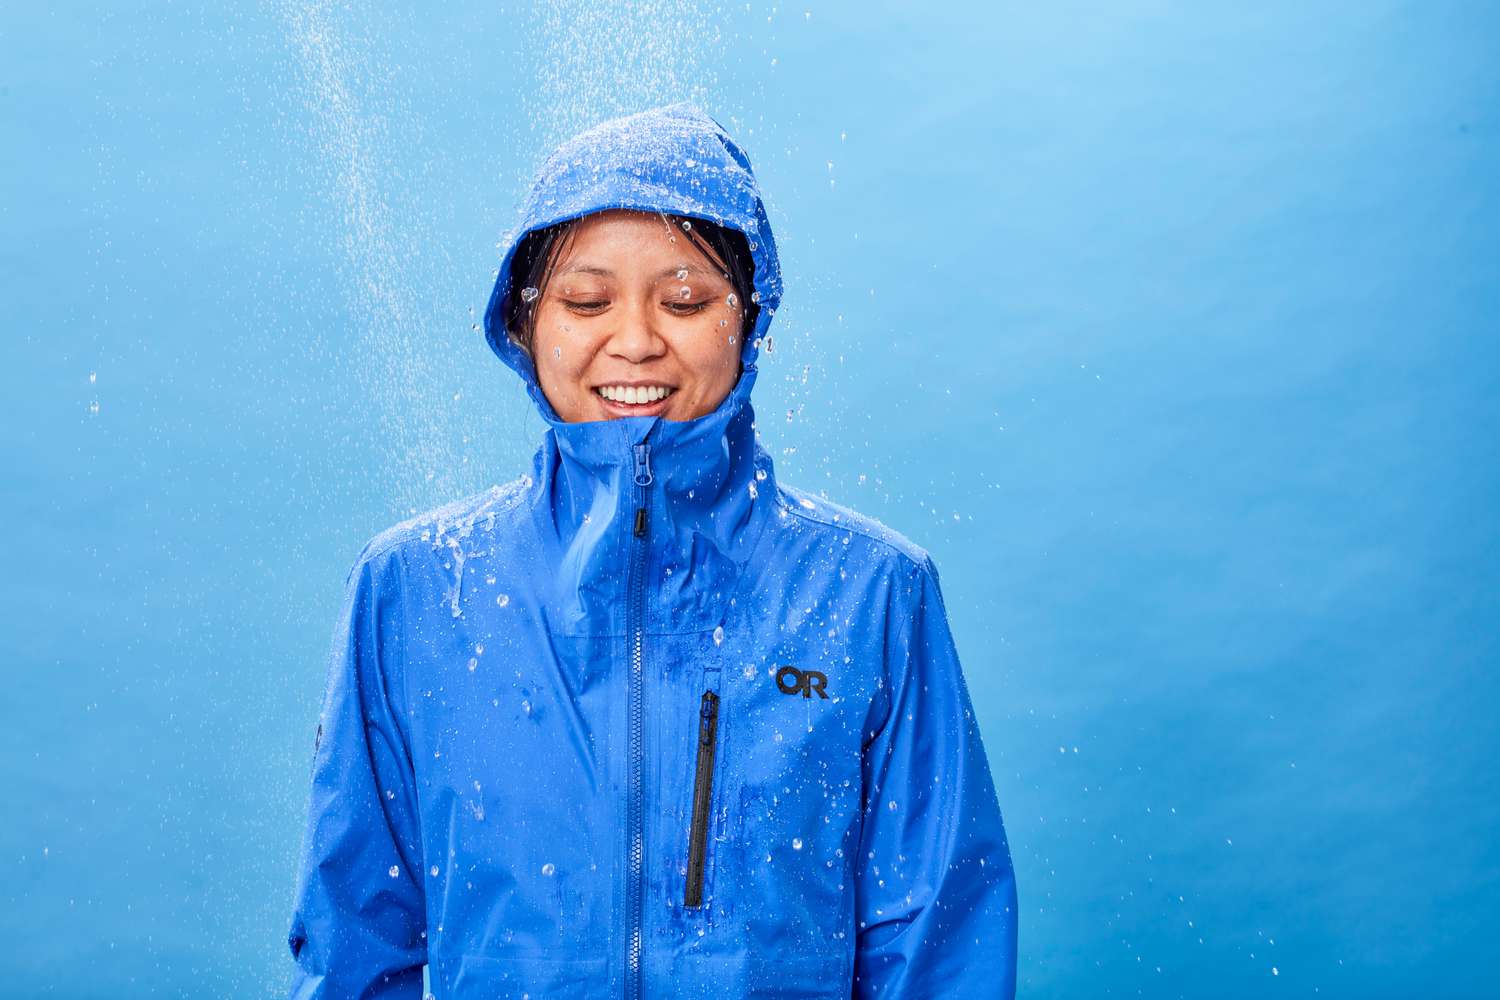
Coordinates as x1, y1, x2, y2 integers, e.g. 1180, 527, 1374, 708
541, 862, 556, 876
680, 285, 692, 298
748, 481, 759, 500
430, 865, 440, 877
887, 799, 898, 811
88, 372, 97, 384
681, 219, 693, 231
388, 865, 400, 878
726, 293, 738, 308
521, 286, 539, 303
713, 625, 725, 646
553, 346, 562, 359
497, 594, 510, 607
755, 468, 767, 481
676, 268, 689, 280
467, 657, 478, 672
764, 335, 774, 354
88, 401, 100, 415
750, 290, 761, 304
792, 837, 803, 850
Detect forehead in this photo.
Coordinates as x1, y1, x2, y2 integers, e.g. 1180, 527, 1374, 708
552, 209, 730, 278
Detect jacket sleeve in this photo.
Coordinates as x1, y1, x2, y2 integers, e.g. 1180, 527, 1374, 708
287, 541, 428, 999
852, 553, 1019, 998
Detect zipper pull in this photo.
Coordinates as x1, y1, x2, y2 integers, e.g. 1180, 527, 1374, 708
698, 690, 719, 747
633, 442, 652, 538
633, 442, 653, 487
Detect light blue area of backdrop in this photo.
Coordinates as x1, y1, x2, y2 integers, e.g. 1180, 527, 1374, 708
3, 1, 1497, 997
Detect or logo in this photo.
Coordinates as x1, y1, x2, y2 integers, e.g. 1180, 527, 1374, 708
775, 664, 829, 699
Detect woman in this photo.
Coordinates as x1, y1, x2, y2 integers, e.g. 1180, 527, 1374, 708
287, 102, 1018, 999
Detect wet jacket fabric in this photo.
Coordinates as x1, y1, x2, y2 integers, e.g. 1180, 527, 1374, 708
287, 102, 1018, 999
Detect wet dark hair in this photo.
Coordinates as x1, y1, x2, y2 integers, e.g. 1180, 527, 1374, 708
502, 211, 760, 363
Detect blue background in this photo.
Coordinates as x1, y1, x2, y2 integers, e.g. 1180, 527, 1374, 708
5, 2, 1497, 996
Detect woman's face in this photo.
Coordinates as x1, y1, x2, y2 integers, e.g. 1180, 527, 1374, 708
529, 209, 745, 423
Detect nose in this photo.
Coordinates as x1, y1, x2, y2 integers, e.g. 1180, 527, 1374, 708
605, 296, 667, 364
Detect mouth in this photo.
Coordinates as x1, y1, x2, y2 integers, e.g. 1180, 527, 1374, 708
593, 383, 677, 417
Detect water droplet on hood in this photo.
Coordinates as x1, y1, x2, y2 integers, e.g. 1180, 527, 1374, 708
521, 286, 540, 303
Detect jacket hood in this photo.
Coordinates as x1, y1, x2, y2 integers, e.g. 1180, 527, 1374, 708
479, 103, 787, 635
481, 101, 783, 432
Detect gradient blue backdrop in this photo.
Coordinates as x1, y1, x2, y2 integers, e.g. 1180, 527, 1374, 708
4, 2, 1497, 996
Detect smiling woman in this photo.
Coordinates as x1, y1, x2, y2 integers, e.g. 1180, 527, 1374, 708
286, 102, 1018, 1000
504, 208, 759, 423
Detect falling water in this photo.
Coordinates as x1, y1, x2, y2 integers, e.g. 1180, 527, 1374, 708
277, 0, 728, 517
278, 1, 464, 514
522, 0, 721, 151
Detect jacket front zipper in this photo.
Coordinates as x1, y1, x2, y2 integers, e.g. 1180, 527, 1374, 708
684, 689, 720, 907
625, 441, 652, 1000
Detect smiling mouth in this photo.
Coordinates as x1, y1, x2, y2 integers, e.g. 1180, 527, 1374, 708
593, 385, 677, 416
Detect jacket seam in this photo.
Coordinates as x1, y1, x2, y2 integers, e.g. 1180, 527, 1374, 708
866, 556, 926, 752
773, 492, 929, 574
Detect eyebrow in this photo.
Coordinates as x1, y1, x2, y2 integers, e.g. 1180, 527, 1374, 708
558, 262, 723, 280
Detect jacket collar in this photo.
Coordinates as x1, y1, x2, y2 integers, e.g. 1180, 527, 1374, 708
521, 363, 775, 636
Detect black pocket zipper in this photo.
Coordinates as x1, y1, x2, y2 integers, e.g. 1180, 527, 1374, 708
684, 689, 720, 908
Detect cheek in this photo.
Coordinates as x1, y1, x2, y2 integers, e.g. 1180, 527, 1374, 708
533, 312, 589, 374
686, 314, 742, 369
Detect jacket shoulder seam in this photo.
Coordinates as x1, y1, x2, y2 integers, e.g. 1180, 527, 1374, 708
773, 485, 930, 574
355, 479, 532, 566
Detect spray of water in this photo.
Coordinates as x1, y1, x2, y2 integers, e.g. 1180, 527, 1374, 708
278, 1, 467, 514
522, 0, 721, 151
278, 0, 746, 517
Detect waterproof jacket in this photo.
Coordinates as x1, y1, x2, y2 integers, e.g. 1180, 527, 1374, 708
287, 102, 1018, 999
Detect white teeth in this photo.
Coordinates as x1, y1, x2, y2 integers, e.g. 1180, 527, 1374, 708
597, 385, 673, 404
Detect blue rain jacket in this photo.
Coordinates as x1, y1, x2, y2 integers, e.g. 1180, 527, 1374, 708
287, 102, 1017, 999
